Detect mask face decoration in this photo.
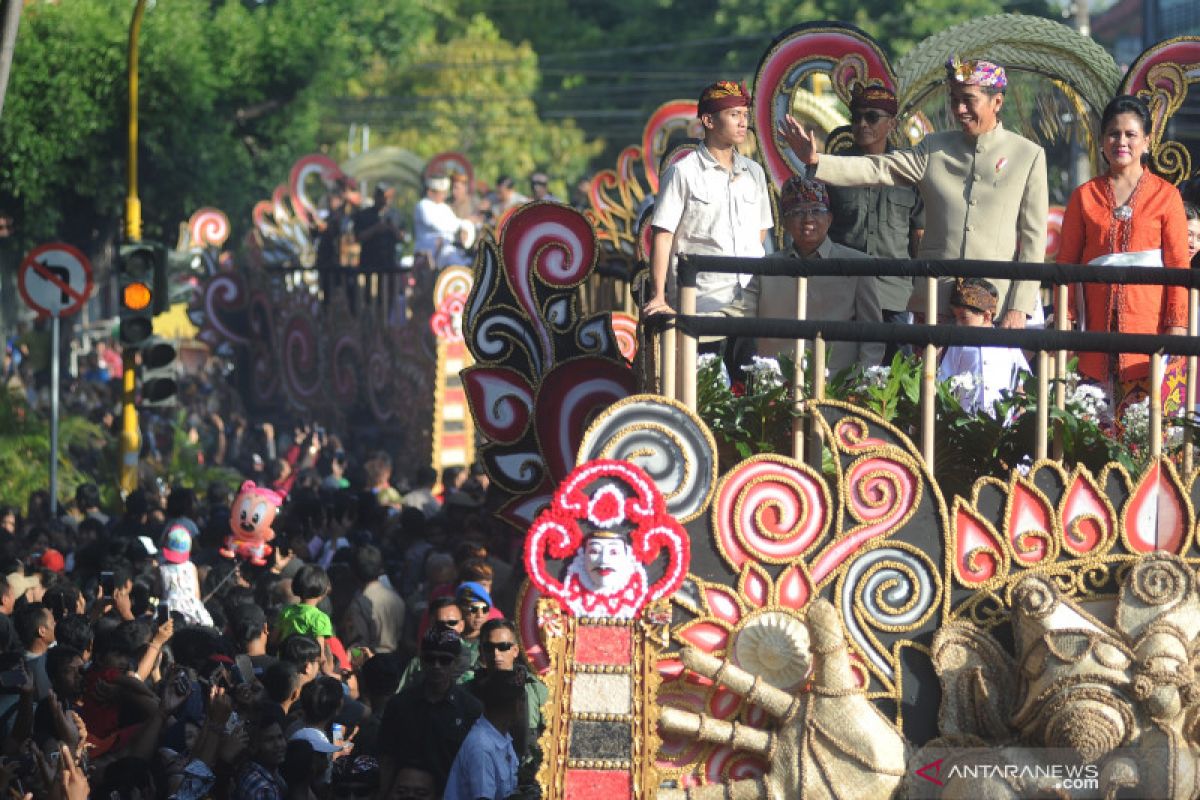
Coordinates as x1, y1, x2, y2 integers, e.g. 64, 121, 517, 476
580, 537, 638, 594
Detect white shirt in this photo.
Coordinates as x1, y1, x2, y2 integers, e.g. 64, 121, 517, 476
651, 143, 773, 312
939, 344, 1030, 417
413, 197, 471, 267
443, 716, 518, 800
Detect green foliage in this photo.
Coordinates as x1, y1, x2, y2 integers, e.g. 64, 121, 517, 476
697, 354, 802, 460
1, 0, 359, 252
355, 14, 604, 193
0, 389, 115, 509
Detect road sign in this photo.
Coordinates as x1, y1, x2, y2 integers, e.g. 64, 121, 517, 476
18, 243, 94, 319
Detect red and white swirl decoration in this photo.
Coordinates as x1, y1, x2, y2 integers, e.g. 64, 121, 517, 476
1045, 205, 1065, 260
188, 207, 231, 249
202, 274, 249, 345
810, 455, 919, 584
424, 151, 474, 188
430, 266, 473, 342
533, 357, 637, 484
641, 99, 701, 192
462, 367, 534, 445
524, 459, 690, 619
288, 154, 343, 227
609, 313, 639, 362
331, 334, 362, 407
712, 455, 832, 569
499, 203, 598, 368
281, 313, 322, 405
754, 23, 896, 189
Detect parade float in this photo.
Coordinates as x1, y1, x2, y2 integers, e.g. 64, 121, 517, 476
181, 13, 1200, 797
467, 18, 1200, 800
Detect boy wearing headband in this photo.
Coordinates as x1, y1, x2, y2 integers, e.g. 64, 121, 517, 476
645, 80, 773, 320
938, 277, 1030, 416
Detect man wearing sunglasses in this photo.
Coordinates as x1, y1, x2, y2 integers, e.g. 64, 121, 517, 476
379, 629, 482, 797
781, 57, 1046, 329
826, 84, 925, 362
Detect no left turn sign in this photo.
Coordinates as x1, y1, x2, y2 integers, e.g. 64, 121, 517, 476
18, 243, 94, 319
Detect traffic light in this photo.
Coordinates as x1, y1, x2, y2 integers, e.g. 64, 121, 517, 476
139, 336, 178, 407
118, 241, 166, 346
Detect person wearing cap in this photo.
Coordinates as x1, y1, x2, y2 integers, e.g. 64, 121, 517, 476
378, 628, 483, 795
159, 523, 213, 627
938, 277, 1030, 416
646, 80, 773, 322
728, 176, 883, 374
781, 57, 1047, 328
825, 83, 925, 360
353, 182, 403, 271
414, 174, 473, 269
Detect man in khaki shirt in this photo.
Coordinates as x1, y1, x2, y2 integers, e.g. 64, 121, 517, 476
729, 177, 883, 374
781, 57, 1047, 327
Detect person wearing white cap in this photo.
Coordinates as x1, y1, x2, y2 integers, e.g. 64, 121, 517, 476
414, 174, 473, 269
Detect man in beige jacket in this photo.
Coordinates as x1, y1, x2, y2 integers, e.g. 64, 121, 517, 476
780, 57, 1047, 327
729, 177, 883, 374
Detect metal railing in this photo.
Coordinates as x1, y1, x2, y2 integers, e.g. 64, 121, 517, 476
664, 254, 1200, 472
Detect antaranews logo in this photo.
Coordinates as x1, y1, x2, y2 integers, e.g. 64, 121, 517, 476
914, 758, 944, 786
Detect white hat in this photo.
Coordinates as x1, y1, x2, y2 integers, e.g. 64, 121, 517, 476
427, 175, 451, 192
289, 727, 342, 754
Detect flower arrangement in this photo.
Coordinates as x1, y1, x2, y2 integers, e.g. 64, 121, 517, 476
696, 353, 802, 462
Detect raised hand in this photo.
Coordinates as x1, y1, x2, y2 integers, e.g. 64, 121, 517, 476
777, 114, 820, 167
658, 599, 908, 800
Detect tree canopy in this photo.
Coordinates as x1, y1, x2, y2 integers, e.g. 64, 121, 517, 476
0, 0, 1059, 256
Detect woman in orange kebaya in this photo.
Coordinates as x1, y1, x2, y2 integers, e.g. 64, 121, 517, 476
1059, 94, 1190, 413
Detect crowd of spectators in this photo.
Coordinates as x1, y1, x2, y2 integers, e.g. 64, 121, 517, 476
0, 432, 539, 799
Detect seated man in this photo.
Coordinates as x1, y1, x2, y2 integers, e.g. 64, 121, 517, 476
729, 176, 883, 374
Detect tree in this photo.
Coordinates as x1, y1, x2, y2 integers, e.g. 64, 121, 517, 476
343, 14, 604, 191
0, 0, 362, 255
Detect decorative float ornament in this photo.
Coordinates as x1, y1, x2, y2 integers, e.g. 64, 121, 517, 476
1118, 36, 1200, 184
220, 481, 284, 566
424, 151, 475, 188
525, 458, 690, 620
527, 458, 689, 800
187, 207, 231, 250
430, 266, 476, 478
288, 154, 344, 227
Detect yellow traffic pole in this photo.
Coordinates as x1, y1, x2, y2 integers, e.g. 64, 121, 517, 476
125, 0, 145, 243
119, 0, 148, 496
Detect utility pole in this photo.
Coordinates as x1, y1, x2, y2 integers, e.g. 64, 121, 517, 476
1068, 0, 1092, 192
0, 0, 23, 121
120, 0, 149, 496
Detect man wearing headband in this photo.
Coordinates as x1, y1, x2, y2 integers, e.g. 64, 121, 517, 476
645, 80, 773, 323
414, 174, 473, 269
780, 57, 1047, 329
939, 277, 1030, 416
826, 83, 924, 360
729, 176, 882, 374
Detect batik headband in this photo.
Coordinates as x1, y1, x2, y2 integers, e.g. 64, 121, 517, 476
698, 80, 751, 116
951, 279, 998, 314
849, 81, 898, 115
946, 56, 1007, 90
780, 176, 829, 217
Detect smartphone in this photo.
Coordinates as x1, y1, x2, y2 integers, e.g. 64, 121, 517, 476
100, 571, 115, 598
157, 603, 170, 625
0, 666, 26, 692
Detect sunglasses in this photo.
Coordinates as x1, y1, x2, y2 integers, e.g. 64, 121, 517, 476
851, 111, 890, 125
421, 653, 455, 667
484, 641, 517, 652
436, 618, 464, 628
464, 603, 489, 615
788, 207, 830, 218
